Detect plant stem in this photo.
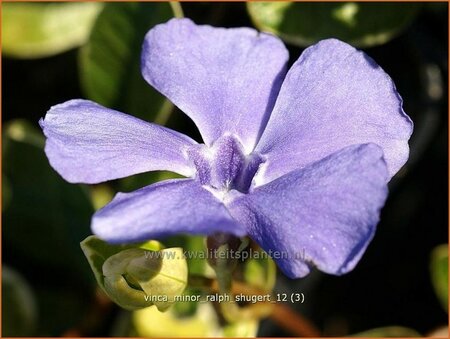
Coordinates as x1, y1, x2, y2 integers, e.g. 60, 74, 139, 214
188, 274, 320, 336
169, 2, 184, 18
270, 303, 321, 337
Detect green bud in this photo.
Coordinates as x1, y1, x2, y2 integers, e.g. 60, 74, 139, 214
103, 248, 188, 312
80, 236, 187, 312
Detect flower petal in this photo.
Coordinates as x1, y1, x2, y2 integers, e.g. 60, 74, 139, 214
40, 99, 196, 184
255, 39, 413, 186
228, 144, 388, 278
92, 178, 246, 243
141, 18, 288, 152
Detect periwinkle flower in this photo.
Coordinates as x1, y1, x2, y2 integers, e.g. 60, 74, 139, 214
40, 19, 413, 278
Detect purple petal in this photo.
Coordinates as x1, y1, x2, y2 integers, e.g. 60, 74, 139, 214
92, 179, 246, 243
255, 39, 413, 186
40, 99, 196, 184
228, 144, 388, 278
141, 18, 288, 152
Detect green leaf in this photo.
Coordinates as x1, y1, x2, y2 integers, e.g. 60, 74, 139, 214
2, 2, 102, 58
80, 2, 175, 123
351, 326, 421, 337
3, 120, 94, 277
2, 266, 38, 336
430, 244, 448, 312
247, 2, 420, 48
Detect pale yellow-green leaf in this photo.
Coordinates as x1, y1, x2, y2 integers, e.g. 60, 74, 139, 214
134, 300, 259, 337
2, 2, 103, 58
133, 302, 220, 337
223, 318, 259, 337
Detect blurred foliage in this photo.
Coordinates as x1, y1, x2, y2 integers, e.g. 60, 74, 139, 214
133, 303, 218, 337
133, 302, 258, 337
80, 2, 175, 123
2, 2, 102, 58
117, 171, 183, 203
2, 266, 38, 336
430, 244, 448, 312
222, 319, 259, 337
247, 2, 421, 47
427, 325, 449, 337
90, 184, 115, 210
243, 250, 276, 292
2, 173, 12, 211
3, 120, 93, 275
2, 1, 448, 337
351, 326, 421, 337
164, 234, 211, 277
35, 285, 92, 335
3, 120, 96, 335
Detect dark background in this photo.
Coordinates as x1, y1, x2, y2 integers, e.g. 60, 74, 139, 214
2, 2, 448, 337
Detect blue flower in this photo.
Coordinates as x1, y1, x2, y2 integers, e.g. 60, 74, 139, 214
40, 18, 413, 278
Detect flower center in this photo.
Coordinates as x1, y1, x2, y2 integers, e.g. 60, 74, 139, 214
187, 135, 263, 195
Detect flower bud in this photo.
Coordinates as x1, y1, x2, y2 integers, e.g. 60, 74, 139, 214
102, 247, 187, 312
